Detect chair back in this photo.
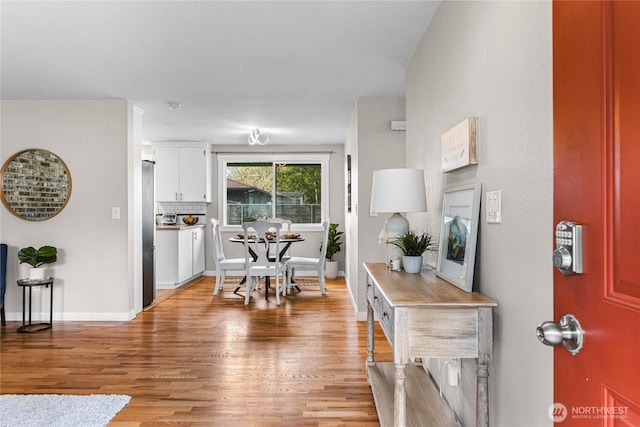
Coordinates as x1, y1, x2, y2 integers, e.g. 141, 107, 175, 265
268, 217, 292, 233
268, 217, 293, 257
242, 221, 282, 272
210, 218, 226, 270
318, 220, 331, 263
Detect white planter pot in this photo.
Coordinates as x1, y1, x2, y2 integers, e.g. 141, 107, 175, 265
29, 267, 46, 280
325, 260, 339, 279
402, 256, 423, 274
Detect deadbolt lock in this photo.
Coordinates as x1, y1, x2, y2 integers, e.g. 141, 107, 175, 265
553, 221, 583, 275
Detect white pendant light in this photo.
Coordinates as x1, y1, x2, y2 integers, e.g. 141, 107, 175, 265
248, 129, 269, 145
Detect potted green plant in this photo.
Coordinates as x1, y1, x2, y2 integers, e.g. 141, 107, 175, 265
18, 245, 57, 280
388, 230, 436, 273
325, 223, 343, 279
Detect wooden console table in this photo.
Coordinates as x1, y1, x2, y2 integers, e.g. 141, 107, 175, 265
364, 263, 496, 427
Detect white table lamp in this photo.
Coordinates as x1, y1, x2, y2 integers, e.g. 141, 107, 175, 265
370, 168, 427, 263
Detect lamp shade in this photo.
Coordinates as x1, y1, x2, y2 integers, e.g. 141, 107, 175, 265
370, 168, 427, 213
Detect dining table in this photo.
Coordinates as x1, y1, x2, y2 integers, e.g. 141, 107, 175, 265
229, 234, 305, 301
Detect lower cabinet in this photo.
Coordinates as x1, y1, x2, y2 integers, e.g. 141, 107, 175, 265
157, 226, 205, 289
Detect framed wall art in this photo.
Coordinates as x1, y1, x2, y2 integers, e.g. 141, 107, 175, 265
441, 117, 478, 172
1, 149, 72, 221
436, 182, 482, 292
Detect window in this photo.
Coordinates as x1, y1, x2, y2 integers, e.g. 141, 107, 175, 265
218, 154, 329, 227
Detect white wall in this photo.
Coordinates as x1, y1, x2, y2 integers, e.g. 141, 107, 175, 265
345, 106, 359, 311
345, 98, 406, 317
205, 144, 345, 273
1, 100, 140, 321
405, 2, 553, 426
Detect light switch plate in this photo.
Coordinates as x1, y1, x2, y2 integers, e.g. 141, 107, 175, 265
111, 207, 121, 220
486, 190, 502, 223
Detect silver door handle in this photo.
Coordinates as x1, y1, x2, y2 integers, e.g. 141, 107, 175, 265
536, 314, 584, 355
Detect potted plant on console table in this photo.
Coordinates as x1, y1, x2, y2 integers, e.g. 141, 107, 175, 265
388, 230, 436, 273
18, 245, 58, 280
325, 223, 343, 280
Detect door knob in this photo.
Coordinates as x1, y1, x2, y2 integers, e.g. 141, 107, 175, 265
536, 314, 584, 355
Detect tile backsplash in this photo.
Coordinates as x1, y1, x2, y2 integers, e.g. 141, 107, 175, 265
157, 202, 207, 215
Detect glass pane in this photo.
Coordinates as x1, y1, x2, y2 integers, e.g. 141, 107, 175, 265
226, 163, 273, 225
275, 163, 322, 224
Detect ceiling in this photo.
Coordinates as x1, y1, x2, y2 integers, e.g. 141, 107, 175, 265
1, 1, 439, 146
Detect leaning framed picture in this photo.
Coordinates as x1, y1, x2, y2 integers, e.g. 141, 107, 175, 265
436, 182, 482, 292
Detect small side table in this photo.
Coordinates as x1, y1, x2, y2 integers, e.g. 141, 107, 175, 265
16, 277, 54, 333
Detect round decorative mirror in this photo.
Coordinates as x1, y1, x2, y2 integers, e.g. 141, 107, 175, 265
1, 149, 72, 221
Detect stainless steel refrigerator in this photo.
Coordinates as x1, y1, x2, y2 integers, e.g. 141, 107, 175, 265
142, 160, 156, 307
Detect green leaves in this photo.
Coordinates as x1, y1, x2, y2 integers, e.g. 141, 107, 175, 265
17, 245, 58, 268
326, 223, 343, 261
388, 230, 437, 256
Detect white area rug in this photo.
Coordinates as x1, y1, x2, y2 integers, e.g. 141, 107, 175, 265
0, 394, 131, 427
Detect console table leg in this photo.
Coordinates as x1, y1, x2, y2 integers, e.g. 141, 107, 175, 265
394, 363, 407, 427
476, 306, 492, 427
476, 361, 489, 427
366, 302, 375, 365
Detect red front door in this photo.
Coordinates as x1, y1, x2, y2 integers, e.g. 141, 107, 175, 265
553, 1, 640, 425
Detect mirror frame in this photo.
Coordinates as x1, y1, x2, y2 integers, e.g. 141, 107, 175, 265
1, 149, 73, 221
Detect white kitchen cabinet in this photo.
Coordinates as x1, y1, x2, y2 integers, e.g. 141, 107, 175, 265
178, 228, 194, 284
154, 144, 211, 202
156, 225, 205, 289
191, 226, 205, 275
178, 226, 205, 283
154, 147, 180, 202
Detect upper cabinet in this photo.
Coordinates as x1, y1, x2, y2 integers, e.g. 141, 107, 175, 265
154, 143, 211, 202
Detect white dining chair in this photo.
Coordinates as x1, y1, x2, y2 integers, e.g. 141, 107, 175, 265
284, 219, 330, 295
210, 218, 245, 296
268, 217, 293, 261
268, 217, 292, 232
242, 220, 286, 305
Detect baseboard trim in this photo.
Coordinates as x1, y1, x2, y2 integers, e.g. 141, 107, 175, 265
3, 311, 132, 322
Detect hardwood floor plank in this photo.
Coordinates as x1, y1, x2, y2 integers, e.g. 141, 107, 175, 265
1, 277, 392, 425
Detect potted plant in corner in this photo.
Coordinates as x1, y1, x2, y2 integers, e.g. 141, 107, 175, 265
18, 245, 58, 280
325, 223, 343, 280
388, 230, 436, 273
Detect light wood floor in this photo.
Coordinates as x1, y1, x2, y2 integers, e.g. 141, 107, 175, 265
1, 276, 392, 426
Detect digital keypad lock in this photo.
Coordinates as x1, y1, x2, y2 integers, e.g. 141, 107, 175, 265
553, 221, 583, 275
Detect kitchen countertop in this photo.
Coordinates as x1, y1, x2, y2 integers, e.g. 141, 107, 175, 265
156, 224, 205, 230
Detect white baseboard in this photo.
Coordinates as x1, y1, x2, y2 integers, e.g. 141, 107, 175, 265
157, 273, 205, 289
4, 311, 133, 322
348, 291, 368, 321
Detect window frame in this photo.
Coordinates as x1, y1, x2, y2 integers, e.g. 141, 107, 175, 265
218, 153, 329, 231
